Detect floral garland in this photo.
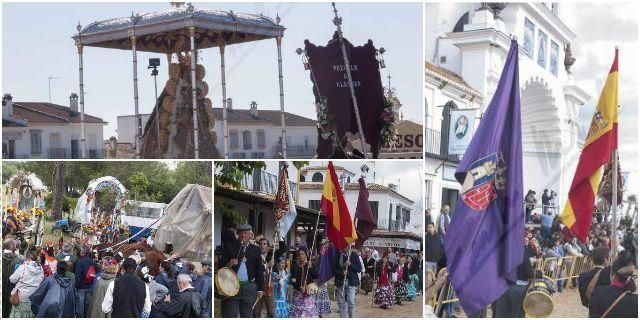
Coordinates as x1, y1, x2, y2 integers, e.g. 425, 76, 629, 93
315, 96, 339, 144
379, 94, 399, 149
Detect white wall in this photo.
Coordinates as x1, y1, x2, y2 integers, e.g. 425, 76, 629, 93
117, 114, 151, 143
3, 122, 104, 158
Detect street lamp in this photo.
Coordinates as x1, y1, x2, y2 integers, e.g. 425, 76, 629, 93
148, 58, 161, 156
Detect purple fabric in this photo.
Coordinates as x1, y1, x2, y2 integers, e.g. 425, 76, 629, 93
317, 239, 338, 285
443, 40, 524, 316
355, 177, 377, 249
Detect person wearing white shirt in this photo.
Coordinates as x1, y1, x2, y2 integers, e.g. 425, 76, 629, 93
101, 257, 151, 317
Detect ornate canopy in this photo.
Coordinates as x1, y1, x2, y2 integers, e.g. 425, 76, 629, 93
73, 4, 286, 53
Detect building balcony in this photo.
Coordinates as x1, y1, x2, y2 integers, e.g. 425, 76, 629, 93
239, 169, 298, 199
272, 145, 316, 158
425, 128, 460, 162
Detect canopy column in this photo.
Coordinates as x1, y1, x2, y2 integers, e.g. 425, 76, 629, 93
189, 27, 200, 159
77, 44, 86, 159
276, 32, 287, 159
131, 35, 141, 158
220, 45, 229, 159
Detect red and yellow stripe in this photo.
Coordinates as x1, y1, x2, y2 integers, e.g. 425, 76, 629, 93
562, 49, 618, 242
320, 161, 357, 250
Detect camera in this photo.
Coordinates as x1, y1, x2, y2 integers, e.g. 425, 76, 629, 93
148, 58, 160, 67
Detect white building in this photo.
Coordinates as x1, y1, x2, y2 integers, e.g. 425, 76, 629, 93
425, 3, 590, 219
212, 101, 318, 159
119, 101, 318, 159
2, 93, 107, 159
116, 114, 152, 144
298, 166, 421, 235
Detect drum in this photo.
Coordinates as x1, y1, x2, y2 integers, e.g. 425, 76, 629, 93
523, 276, 557, 318
215, 267, 240, 298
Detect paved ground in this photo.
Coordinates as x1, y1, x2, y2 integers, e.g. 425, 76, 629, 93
444, 287, 588, 318
327, 290, 423, 318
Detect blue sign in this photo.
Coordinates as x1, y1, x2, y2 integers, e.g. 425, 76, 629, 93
448, 109, 476, 155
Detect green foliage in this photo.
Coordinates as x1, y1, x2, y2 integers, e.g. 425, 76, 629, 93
1, 163, 19, 183
214, 201, 246, 225
8, 161, 209, 207
620, 215, 633, 229
214, 161, 266, 190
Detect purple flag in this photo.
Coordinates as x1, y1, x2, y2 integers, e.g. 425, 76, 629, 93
355, 177, 377, 249
443, 39, 524, 316
317, 238, 338, 285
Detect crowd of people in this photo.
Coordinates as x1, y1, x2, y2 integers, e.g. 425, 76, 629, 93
217, 223, 423, 318
2, 235, 212, 318
425, 203, 638, 318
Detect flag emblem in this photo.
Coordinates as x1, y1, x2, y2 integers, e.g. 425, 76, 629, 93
460, 153, 499, 210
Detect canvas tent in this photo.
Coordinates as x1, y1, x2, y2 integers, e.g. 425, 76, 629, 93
154, 184, 212, 261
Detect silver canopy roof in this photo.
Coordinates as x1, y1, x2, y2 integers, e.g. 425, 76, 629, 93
73, 4, 285, 53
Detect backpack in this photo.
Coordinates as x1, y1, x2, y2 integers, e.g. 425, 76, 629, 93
43, 263, 53, 277
84, 264, 96, 285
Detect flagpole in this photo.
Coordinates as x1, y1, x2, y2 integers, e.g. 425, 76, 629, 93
331, 2, 368, 158
610, 148, 618, 261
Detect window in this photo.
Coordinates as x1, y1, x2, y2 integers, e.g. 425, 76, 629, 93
523, 18, 535, 58
369, 201, 379, 224
312, 172, 323, 182
299, 175, 306, 182
395, 206, 402, 230
242, 130, 252, 150
537, 29, 548, 68
550, 40, 559, 76
388, 203, 393, 231
229, 130, 239, 150
308, 200, 321, 211
30, 130, 42, 155
257, 129, 266, 149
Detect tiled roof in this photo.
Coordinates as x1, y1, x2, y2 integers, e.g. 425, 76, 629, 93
299, 182, 414, 204
299, 165, 354, 176
425, 61, 480, 95
9, 102, 106, 125
211, 108, 316, 126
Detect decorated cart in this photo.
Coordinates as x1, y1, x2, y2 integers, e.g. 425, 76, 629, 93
75, 176, 128, 245
3, 172, 47, 244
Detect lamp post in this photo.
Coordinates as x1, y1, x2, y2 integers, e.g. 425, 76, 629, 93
148, 58, 161, 157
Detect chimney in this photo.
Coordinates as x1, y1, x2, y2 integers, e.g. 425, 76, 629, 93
2, 93, 13, 118
226, 97, 233, 111
250, 101, 258, 116
388, 183, 398, 192
69, 93, 79, 115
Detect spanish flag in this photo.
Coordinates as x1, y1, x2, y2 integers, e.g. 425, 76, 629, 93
562, 49, 618, 242
321, 162, 357, 250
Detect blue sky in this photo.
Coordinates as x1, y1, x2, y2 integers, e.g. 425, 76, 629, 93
2, 2, 423, 138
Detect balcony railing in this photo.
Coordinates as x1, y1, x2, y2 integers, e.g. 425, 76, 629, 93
48, 148, 68, 158
272, 145, 316, 158
239, 170, 298, 199
425, 128, 460, 161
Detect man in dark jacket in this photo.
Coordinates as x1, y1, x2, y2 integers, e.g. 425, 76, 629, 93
589, 252, 637, 317
194, 259, 212, 317
160, 273, 205, 317
219, 224, 264, 317
75, 245, 100, 318
578, 246, 611, 307
425, 222, 443, 275
333, 246, 362, 318
102, 257, 151, 317
2, 238, 21, 317
493, 238, 535, 317
30, 260, 77, 317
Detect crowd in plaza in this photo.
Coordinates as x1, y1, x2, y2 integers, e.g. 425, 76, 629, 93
425, 201, 637, 318
217, 223, 423, 318
2, 235, 212, 318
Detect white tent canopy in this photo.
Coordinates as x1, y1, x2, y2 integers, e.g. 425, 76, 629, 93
5, 172, 47, 191
154, 184, 212, 262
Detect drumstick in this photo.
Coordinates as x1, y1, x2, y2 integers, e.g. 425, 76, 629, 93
251, 296, 261, 310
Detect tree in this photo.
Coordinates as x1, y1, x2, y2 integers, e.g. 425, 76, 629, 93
214, 161, 266, 190
51, 162, 66, 220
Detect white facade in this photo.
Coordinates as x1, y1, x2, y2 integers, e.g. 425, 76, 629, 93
213, 119, 317, 159
117, 114, 152, 143
3, 123, 105, 159
425, 3, 590, 217
298, 167, 421, 235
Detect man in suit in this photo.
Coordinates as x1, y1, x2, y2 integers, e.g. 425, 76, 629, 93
436, 205, 451, 235
219, 224, 264, 318
334, 245, 362, 318
578, 246, 611, 307
589, 251, 637, 318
